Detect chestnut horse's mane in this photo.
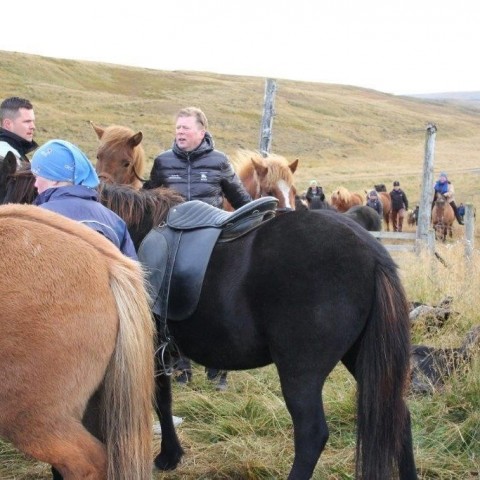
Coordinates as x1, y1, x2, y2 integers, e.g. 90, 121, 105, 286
233, 150, 295, 188
330, 186, 364, 212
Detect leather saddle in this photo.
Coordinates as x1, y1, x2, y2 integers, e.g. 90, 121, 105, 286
137, 197, 278, 321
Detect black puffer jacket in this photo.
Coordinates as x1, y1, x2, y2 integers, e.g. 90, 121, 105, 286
144, 132, 251, 209
0, 128, 38, 162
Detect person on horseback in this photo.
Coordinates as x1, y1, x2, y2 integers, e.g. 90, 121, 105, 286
0, 97, 38, 165
145, 107, 253, 390
433, 172, 464, 225
31, 139, 137, 259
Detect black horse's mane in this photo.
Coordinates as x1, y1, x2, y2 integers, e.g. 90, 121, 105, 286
1, 163, 37, 205
97, 183, 183, 230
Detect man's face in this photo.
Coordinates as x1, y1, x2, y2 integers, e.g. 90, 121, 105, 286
3, 107, 36, 142
175, 115, 205, 152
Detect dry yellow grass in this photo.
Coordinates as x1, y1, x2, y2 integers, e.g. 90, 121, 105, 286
2, 49, 480, 208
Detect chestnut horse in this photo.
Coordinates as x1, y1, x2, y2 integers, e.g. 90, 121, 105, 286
91, 122, 146, 189
432, 195, 454, 241
373, 184, 393, 231
0, 204, 155, 479
330, 186, 364, 212
228, 150, 299, 211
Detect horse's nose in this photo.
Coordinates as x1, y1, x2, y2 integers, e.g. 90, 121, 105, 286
97, 173, 113, 183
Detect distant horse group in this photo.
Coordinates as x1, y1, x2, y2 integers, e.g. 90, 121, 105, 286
0, 124, 418, 479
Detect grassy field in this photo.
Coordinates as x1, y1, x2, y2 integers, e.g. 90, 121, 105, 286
2, 50, 480, 206
0, 50, 479, 479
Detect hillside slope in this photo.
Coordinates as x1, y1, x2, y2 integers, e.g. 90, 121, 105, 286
2, 50, 479, 204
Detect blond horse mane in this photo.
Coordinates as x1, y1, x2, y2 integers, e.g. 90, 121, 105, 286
233, 150, 296, 188
330, 186, 364, 212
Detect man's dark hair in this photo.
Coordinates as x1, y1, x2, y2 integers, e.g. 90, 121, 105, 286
0, 97, 34, 122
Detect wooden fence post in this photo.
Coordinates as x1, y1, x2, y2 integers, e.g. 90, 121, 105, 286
259, 78, 277, 157
416, 123, 436, 253
464, 203, 475, 260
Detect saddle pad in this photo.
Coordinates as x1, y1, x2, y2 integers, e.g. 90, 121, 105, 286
138, 224, 221, 321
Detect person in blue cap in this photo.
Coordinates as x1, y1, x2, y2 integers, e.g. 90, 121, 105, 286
433, 172, 464, 225
31, 139, 138, 258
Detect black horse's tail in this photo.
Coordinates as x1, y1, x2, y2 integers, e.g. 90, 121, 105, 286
355, 263, 414, 479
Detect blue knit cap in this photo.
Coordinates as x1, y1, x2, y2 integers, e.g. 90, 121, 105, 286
31, 140, 99, 188
439, 172, 448, 179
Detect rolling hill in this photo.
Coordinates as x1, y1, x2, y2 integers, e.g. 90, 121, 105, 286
2, 49, 480, 206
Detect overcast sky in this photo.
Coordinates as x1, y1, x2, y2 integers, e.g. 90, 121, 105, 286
2, 0, 478, 95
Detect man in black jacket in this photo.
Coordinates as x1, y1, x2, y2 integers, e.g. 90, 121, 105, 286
144, 106, 251, 208
145, 107, 252, 390
0, 97, 38, 164
389, 180, 409, 232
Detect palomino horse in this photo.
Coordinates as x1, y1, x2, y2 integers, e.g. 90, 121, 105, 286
102, 185, 416, 480
0, 204, 155, 480
0, 175, 418, 479
432, 195, 454, 241
229, 150, 298, 211
330, 186, 364, 212
91, 122, 146, 189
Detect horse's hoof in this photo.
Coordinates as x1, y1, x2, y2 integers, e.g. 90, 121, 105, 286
154, 451, 183, 471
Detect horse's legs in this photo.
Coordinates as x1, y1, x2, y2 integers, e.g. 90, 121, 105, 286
153, 368, 184, 470
50, 389, 104, 479
277, 368, 329, 480
17, 421, 107, 479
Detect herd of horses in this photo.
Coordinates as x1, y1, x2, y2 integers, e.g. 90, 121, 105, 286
0, 123, 422, 479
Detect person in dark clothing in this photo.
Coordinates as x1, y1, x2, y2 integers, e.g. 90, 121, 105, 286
366, 189, 384, 218
31, 139, 137, 260
144, 107, 251, 209
0, 96, 38, 165
389, 181, 409, 232
145, 107, 252, 390
305, 180, 325, 209
433, 172, 464, 225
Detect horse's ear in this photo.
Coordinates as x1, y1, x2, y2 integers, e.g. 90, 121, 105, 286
90, 121, 105, 139
289, 159, 299, 174
2, 151, 18, 175
251, 158, 268, 179
128, 132, 143, 148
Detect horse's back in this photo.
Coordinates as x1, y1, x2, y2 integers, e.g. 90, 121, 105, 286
172, 209, 393, 370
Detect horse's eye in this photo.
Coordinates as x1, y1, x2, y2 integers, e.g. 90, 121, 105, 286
122, 161, 130, 169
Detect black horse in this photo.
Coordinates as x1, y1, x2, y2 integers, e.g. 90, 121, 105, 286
101, 185, 416, 479
1, 170, 417, 479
